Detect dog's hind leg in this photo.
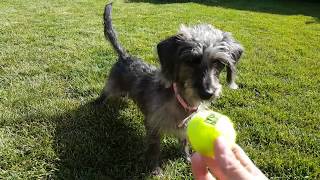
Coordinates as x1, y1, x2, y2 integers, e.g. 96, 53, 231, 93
94, 89, 109, 105
145, 123, 162, 175
94, 78, 122, 105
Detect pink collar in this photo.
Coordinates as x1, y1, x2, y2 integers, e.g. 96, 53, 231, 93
173, 82, 198, 113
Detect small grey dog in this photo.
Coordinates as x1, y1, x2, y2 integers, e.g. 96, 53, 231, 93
96, 3, 243, 174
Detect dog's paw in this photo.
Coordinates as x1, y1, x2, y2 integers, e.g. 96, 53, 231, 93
93, 95, 107, 107
228, 82, 239, 89
186, 155, 191, 163
215, 85, 223, 97
151, 166, 163, 176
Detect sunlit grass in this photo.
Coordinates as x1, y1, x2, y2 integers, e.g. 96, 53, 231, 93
0, 0, 319, 179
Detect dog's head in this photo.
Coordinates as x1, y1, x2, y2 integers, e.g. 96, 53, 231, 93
157, 24, 243, 103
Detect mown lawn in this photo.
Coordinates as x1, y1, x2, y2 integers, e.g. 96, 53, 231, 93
0, 0, 319, 179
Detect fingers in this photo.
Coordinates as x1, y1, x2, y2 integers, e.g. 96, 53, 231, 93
191, 153, 207, 178
232, 144, 268, 179
232, 144, 260, 174
191, 153, 215, 180
192, 137, 267, 180
210, 137, 252, 180
204, 156, 226, 180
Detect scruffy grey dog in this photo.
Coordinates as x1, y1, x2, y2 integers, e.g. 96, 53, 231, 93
96, 3, 243, 174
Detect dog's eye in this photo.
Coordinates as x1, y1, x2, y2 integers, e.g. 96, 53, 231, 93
211, 60, 224, 68
211, 61, 219, 66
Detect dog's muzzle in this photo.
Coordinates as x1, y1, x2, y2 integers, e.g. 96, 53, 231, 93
199, 88, 214, 100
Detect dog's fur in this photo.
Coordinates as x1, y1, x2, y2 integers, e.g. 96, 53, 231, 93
96, 3, 244, 173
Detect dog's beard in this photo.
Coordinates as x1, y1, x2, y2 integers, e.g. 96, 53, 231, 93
180, 80, 198, 107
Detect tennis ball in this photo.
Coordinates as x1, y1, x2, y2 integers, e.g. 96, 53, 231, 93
187, 110, 236, 157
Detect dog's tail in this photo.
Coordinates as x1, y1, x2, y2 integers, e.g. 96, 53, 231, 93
104, 3, 129, 59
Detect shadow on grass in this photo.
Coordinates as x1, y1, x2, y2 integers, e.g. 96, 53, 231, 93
50, 98, 184, 179
127, 0, 320, 19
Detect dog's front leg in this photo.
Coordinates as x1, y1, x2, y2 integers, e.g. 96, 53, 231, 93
227, 66, 239, 89
181, 139, 191, 162
145, 126, 162, 175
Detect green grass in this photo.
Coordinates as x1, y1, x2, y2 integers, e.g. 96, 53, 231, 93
1, 0, 319, 179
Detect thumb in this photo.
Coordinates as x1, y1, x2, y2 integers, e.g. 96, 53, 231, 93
210, 137, 252, 180
191, 153, 215, 180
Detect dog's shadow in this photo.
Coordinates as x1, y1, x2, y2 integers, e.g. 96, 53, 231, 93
127, 0, 320, 19
52, 98, 183, 179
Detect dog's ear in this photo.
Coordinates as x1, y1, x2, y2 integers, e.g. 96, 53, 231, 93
223, 32, 244, 89
229, 42, 244, 63
223, 32, 244, 63
157, 36, 179, 85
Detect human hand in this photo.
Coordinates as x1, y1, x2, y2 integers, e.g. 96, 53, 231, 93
191, 137, 268, 180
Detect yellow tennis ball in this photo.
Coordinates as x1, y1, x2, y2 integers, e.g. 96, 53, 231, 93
187, 110, 236, 157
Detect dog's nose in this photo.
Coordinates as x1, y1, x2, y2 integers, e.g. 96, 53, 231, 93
199, 89, 214, 100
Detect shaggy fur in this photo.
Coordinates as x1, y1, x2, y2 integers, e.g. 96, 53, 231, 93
96, 3, 244, 174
